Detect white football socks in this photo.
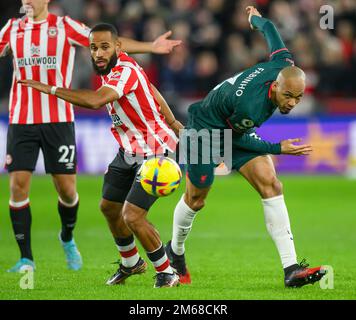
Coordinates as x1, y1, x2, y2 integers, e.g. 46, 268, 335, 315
116, 241, 140, 268
262, 195, 297, 268
171, 194, 197, 255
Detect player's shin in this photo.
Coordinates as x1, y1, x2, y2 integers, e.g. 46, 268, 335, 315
58, 193, 79, 242
261, 195, 297, 269
171, 194, 197, 255
9, 199, 33, 261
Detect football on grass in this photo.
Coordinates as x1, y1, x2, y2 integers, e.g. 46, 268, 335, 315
140, 157, 182, 197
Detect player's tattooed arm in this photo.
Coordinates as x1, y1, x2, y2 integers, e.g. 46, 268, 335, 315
18, 80, 118, 109
151, 84, 184, 137
120, 31, 182, 54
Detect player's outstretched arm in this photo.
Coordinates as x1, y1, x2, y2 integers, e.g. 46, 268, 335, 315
246, 6, 289, 59
120, 31, 182, 54
233, 132, 282, 155
65, 15, 181, 55
151, 84, 184, 137
233, 133, 312, 156
19, 80, 118, 110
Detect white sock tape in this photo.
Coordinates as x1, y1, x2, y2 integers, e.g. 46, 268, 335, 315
58, 193, 79, 207
9, 198, 30, 208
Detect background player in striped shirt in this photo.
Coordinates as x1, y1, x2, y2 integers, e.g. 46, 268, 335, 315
0, 0, 181, 273
20, 23, 183, 288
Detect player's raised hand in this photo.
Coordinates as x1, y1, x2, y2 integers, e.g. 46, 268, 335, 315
246, 6, 262, 30
280, 138, 313, 156
18, 79, 52, 94
152, 31, 182, 54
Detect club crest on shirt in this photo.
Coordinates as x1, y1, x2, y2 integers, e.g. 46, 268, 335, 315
48, 27, 58, 38
241, 119, 254, 128
233, 118, 255, 131
110, 71, 121, 80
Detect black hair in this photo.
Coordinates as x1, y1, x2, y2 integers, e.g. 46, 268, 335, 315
89, 23, 118, 39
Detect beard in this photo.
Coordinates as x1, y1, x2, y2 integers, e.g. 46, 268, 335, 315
279, 109, 290, 115
91, 53, 118, 75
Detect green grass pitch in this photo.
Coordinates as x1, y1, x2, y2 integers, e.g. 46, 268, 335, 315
0, 174, 355, 300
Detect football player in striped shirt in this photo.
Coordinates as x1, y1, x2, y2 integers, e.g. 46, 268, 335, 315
0, 0, 181, 273
20, 23, 183, 288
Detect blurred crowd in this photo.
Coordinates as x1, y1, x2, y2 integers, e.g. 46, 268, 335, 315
1, 0, 356, 118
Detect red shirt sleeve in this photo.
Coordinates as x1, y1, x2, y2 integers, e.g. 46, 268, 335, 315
64, 16, 90, 47
0, 19, 13, 57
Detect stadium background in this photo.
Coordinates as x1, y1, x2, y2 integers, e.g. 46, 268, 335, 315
0, 0, 356, 300
1, 0, 356, 175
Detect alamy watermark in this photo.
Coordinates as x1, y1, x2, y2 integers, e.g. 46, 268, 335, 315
320, 5, 334, 30
319, 265, 334, 289
120, 123, 235, 173
19, 269, 34, 290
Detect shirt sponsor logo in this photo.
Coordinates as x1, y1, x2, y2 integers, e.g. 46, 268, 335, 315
17, 56, 57, 69
235, 67, 264, 97
17, 42, 57, 69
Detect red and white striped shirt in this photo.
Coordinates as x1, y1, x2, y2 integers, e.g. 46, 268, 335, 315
0, 14, 90, 124
102, 52, 178, 156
